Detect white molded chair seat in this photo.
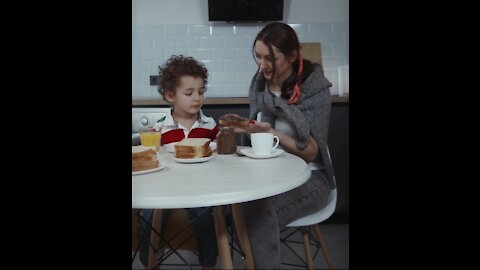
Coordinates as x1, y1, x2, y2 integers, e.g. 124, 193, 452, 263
282, 187, 337, 270
287, 188, 337, 227
282, 147, 337, 270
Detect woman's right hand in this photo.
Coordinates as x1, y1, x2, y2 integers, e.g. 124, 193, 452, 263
234, 120, 272, 134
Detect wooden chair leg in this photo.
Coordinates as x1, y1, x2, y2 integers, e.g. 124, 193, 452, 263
313, 224, 334, 270
213, 206, 233, 269
132, 209, 139, 251
231, 204, 255, 269
299, 227, 314, 270
147, 209, 164, 270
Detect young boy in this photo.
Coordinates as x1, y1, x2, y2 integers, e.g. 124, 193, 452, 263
139, 55, 218, 269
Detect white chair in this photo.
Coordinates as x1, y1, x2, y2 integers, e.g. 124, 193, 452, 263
256, 111, 337, 269
281, 148, 337, 270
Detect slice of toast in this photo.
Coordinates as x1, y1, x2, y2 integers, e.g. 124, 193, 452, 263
132, 145, 156, 157
219, 114, 250, 128
174, 138, 211, 159
132, 145, 159, 171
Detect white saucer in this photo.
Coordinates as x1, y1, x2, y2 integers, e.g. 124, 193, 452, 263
239, 148, 284, 159
132, 163, 167, 175
172, 154, 213, 163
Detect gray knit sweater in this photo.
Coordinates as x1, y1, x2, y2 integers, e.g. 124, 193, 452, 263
248, 65, 336, 189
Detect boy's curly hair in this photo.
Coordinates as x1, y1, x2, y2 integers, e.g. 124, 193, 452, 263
158, 55, 208, 99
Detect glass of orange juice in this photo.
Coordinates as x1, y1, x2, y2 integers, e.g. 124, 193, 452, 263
139, 127, 162, 152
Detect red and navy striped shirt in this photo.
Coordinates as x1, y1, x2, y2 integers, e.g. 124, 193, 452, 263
153, 108, 219, 145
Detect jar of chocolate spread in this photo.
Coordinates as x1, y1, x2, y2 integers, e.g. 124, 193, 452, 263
216, 126, 237, 154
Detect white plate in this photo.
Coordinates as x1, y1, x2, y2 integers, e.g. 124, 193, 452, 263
239, 148, 285, 159
132, 163, 167, 175
165, 142, 217, 153
172, 155, 213, 163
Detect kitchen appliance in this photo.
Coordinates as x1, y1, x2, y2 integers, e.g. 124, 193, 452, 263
132, 107, 170, 145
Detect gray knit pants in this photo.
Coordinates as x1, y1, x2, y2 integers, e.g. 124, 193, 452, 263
241, 170, 330, 269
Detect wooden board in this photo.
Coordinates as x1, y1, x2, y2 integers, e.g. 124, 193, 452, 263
301, 43, 323, 66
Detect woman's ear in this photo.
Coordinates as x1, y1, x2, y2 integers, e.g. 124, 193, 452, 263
288, 50, 298, 64
164, 90, 175, 103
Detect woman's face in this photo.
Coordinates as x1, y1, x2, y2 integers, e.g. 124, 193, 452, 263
254, 40, 296, 84
165, 75, 205, 117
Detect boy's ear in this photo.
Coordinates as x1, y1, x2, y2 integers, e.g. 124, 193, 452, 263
164, 90, 175, 102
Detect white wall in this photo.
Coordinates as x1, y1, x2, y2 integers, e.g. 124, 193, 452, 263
133, 0, 209, 25
132, 0, 349, 99
285, 0, 348, 22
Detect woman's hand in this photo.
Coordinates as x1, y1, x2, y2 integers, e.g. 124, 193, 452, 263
233, 120, 272, 134
248, 121, 272, 133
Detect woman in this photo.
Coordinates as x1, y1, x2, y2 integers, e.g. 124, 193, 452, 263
239, 22, 336, 269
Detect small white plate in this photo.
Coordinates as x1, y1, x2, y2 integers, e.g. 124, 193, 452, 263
165, 142, 175, 153
239, 148, 285, 159
132, 163, 167, 175
165, 142, 217, 153
172, 155, 213, 163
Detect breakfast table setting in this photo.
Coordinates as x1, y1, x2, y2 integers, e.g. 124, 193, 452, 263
132, 132, 312, 269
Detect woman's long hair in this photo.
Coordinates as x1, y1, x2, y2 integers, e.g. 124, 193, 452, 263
252, 22, 318, 103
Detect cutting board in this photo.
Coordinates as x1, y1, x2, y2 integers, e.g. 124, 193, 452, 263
301, 43, 323, 66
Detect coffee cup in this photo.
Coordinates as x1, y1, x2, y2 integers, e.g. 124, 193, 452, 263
251, 132, 279, 155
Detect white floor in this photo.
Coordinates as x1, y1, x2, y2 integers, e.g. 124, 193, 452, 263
132, 223, 349, 269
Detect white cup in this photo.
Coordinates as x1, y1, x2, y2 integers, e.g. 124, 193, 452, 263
251, 132, 280, 155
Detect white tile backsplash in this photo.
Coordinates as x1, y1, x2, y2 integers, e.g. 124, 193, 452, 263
211, 25, 235, 36
308, 23, 333, 34
188, 25, 211, 36
201, 60, 224, 72
199, 37, 224, 48
139, 48, 165, 60
224, 60, 248, 71
224, 36, 250, 47
188, 48, 212, 61
165, 25, 188, 36
224, 84, 250, 97
234, 25, 259, 35
132, 36, 153, 48
236, 47, 252, 59
164, 48, 189, 58
213, 48, 236, 60
152, 37, 175, 48
133, 23, 349, 98
235, 72, 254, 83
212, 72, 236, 83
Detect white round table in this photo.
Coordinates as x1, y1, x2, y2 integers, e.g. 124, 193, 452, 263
132, 146, 311, 209
132, 146, 311, 269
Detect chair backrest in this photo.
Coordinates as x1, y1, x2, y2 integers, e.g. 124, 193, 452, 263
286, 146, 336, 227
327, 146, 337, 186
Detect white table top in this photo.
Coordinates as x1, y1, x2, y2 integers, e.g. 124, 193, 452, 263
132, 146, 311, 209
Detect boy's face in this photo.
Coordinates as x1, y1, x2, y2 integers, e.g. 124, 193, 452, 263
165, 76, 205, 115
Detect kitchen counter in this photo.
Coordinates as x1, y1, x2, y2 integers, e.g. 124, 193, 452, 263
132, 95, 349, 106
